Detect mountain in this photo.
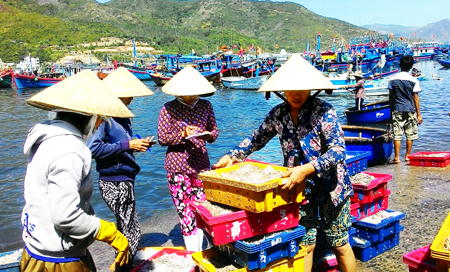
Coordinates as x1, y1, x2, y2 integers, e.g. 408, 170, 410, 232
4, 0, 372, 62
364, 19, 450, 40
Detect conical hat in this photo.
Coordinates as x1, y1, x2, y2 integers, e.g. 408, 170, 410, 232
258, 54, 336, 92
102, 67, 154, 97
27, 70, 134, 118
162, 66, 216, 96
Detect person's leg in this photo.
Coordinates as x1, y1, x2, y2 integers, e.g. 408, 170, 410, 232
394, 140, 401, 162
404, 112, 419, 161
298, 200, 320, 272
333, 243, 356, 272
166, 173, 197, 236
321, 198, 356, 272
392, 111, 405, 163
98, 180, 140, 272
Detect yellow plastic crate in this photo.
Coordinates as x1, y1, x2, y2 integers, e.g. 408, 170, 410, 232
192, 247, 307, 272
198, 162, 305, 213
431, 211, 450, 271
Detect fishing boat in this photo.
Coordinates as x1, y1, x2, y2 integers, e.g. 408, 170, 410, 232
437, 58, 450, 68
11, 73, 64, 90
149, 72, 172, 86
221, 75, 269, 90
341, 125, 393, 166
0, 69, 12, 87
344, 100, 390, 124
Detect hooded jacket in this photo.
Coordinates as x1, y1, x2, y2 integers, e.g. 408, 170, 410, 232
21, 120, 100, 260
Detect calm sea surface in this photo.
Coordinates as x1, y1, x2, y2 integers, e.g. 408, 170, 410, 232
1, 60, 450, 252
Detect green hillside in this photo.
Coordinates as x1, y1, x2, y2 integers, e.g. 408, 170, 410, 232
2, 0, 370, 63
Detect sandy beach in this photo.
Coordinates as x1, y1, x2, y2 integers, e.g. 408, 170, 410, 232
89, 161, 450, 272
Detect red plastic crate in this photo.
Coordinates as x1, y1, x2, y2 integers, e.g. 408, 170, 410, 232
351, 172, 392, 205
403, 245, 437, 272
408, 152, 450, 167
131, 248, 197, 272
314, 255, 339, 272
351, 191, 390, 221
190, 201, 301, 245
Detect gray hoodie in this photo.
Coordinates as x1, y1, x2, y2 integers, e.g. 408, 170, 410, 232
21, 120, 100, 260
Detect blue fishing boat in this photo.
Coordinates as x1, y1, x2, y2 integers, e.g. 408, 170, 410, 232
341, 125, 393, 166
344, 100, 390, 124
437, 58, 450, 68
11, 73, 64, 90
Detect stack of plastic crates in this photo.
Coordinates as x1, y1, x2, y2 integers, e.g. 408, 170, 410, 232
192, 160, 308, 271
430, 211, 450, 272
352, 210, 405, 261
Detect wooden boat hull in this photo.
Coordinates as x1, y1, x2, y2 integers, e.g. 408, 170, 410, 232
344, 100, 391, 124
150, 73, 171, 86
342, 125, 393, 166
437, 59, 450, 68
222, 75, 269, 90
11, 73, 63, 90
0, 71, 12, 87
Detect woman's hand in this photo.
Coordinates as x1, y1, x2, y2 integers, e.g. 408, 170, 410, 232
182, 125, 199, 138
129, 139, 150, 152
213, 155, 233, 169
281, 164, 316, 190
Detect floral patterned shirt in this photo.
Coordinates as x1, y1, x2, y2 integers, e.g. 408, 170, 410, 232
158, 98, 219, 174
228, 97, 352, 206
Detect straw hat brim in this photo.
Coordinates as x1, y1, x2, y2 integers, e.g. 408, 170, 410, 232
102, 67, 154, 97
258, 54, 337, 92
162, 66, 216, 96
27, 70, 134, 118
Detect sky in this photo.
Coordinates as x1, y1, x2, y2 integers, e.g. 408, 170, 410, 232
277, 0, 449, 27
95, 0, 450, 27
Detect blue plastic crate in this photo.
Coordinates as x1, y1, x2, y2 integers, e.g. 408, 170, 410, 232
346, 151, 371, 176
352, 226, 404, 262
216, 225, 305, 270
0, 249, 22, 272
353, 210, 405, 243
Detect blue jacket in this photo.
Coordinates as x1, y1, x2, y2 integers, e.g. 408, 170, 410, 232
87, 118, 140, 181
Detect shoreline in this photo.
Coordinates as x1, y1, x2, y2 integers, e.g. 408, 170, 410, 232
91, 162, 450, 272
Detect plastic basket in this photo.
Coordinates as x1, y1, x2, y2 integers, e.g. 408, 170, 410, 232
353, 210, 405, 243
198, 161, 305, 213
402, 245, 437, 272
350, 172, 392, 205
313, 254, 339, 272
351, 191, 390, 221
408, 152, 450, 167
346, 151, 371, 175
352, 226, 403, 262
216, 225, 306, 270
190, 201, 301, 245
130, 248, 196, 272
431, 211, 450, 262
192, 247, 308, 272
0, 249, 22, 272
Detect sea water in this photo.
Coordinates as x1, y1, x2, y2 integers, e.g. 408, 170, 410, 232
1, 60, 450, 252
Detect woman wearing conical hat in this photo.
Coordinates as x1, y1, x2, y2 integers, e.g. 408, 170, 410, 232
157, 66, 219, 252
21, 70, 134, 272
214, 55, 356, 272
87, 67, 154, 272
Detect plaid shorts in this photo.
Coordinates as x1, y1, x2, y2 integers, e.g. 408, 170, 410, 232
392, 111, 419, 141
299, 197, 352, 247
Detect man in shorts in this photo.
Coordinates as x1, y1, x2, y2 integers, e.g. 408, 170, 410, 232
388, 55, 422, 163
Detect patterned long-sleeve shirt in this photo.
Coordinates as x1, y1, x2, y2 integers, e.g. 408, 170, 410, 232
228, 97, 352, 206
158, 98, 219, 174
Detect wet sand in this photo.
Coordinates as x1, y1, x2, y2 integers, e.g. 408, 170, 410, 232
90, 162, 450, 272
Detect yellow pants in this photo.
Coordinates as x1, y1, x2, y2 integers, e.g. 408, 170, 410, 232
20, 248, 96, 272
